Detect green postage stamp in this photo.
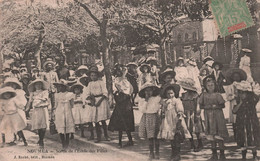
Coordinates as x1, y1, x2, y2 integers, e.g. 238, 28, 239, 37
209, 0, 254, 37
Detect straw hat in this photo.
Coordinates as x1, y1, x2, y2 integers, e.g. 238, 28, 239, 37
70, 82, 84, 93
205, 60, 214, 67
187, 59, 197, 66
0, 87, 17, 99
203, 56, 214, 64
176, 57, 184, 65
87, 66, 103, 77
241, 48, 252, 53
67, 76, 77, 86
159, 68, 176, 83
212, 61, 223, 70
3, 77, 23, 89
139, 63, 151, 73
75, 65, 89, 77
233, 81, 252, 92
28, 78, 49, 92
225, 68, 247, 83
31, 67, 40, 73
19, 67, 27, 73
161, 83, 181, 99
138, 83, 160, 98
178, 78, 197, 92
138, 57, 147, 66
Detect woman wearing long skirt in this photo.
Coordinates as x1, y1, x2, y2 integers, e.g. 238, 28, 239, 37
108, 64, 135, 148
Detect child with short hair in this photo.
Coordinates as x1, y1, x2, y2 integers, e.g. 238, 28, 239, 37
138, 83, 161, 160
199, 75, 228, 160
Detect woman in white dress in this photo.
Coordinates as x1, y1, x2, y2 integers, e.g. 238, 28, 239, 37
239, 49, 253, 82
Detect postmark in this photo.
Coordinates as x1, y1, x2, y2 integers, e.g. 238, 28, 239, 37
209, 0, 254, 37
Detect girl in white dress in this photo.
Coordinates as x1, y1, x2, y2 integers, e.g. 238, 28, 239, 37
0, 87, 27, 146
84, 66, 110, 143
53, 80, 75, 149
26, 79, 49, 148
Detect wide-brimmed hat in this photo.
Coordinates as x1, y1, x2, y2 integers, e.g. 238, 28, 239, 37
0, 87, 17, 99
87, 66, 103, 77
19, 67, 27, 73
31, 67, 40, 73
203, 56, 214, 64
53, 79, 69, 89
161, 83, 181, 99
75, 65, 89, 77
3, 77, 23, 89
139, 63, 151, 73
159, 68, 176, 83
146, 57, 157, 64
241, 48, 252, 53
28, 78, 49, 92
233, 81, 252, 92
79, 75, 91, 86
139, 83, 160, 98
126, 62, 138, 68
199, 67, 210, 76
67, 76, 77, 86
225, 68, 247, 83
70, 82, 84, 93
212, 61, 223, 70
20, 64, 26, 68
178, 78, 197, 92
43, 58, 55, 69
187, 59, 197, 66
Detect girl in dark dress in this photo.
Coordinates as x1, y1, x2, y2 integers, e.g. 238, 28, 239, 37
211, 62, 226, 93
233, 81, 260, 160
109, 64, 135, 148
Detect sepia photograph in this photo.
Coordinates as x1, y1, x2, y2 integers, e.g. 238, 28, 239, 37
0, 0, 260, 160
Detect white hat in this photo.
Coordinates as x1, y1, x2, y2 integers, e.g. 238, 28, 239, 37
234, 81, 252, 92
28, 78, 49, 92
0, 87, 17, 99
3, 77, 23, 89
241, 48, 252, 53
205, 60, 214, 67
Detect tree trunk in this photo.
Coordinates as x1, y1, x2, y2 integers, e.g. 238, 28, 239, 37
34, 30, 45, 70
160, 39, 166, 68
100, 22, 113, 106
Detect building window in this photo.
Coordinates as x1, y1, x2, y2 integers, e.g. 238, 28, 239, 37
193, 32, 197, 41
177, 34, 182, 42
185, 33, 189, 41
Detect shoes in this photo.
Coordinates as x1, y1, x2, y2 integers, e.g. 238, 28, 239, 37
124, 141, 134, 147
24, 141, 28, 146
88, 136, 94, 141
104, 136, 110, 141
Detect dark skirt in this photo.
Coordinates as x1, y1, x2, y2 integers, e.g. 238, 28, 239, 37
139, 113, 160, 139
236, 104, 260, 148
108, 92, 135, 132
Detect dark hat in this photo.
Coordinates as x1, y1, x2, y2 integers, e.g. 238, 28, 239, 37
212, 61, 223, 70
203, 56, 214, 64
70, 83, 84, 93
225, 68, 247, 83
159, 68, 176, 83
79, 75, 91, 87
53, 79, 69, 90
161, 83, 180, 99
146, 57, 157, 64
139, 63, 151, 73
138, 83, 160, 98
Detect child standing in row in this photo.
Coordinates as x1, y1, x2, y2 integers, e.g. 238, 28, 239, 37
71, 83, 86, 138
179, 78, 203, 152
158, 83, 191, 160
54, 80, 75, 149
84, 66, 110, 143
0, 87, 27, 146
199, 75, 228, 160
233, 81, 260, 160
138, 83, 161, 160
26, 79, 49, 148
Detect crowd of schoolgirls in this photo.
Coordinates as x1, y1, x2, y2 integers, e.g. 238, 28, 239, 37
0, 48, 260, 161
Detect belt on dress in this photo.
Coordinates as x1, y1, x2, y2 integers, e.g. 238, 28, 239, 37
74, 101, 83, 104
35, 105, 48, 108
93, 94, 104, 97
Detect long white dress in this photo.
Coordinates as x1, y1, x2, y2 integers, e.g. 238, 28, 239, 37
174, 66, 190, 83
239, 55, 253, 82
15, 89, 27, 125
84, 80, 110, 122
187, 65, 202, 94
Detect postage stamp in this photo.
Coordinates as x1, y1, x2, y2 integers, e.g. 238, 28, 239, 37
209, 0, 254, 37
